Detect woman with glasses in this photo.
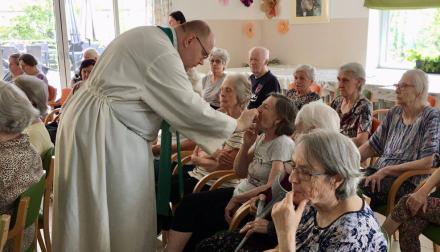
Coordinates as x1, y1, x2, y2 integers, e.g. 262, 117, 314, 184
359, 69, 440, 209
201, 48, 229, 109
331, 62, 372, 147
165, 94, 297, 252
271, 130, 387, 251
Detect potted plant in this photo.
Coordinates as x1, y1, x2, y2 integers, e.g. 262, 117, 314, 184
406, 49, 440, 74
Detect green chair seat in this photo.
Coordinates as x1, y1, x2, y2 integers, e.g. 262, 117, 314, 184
21, 174, 45, 228
422, 223, 440, 245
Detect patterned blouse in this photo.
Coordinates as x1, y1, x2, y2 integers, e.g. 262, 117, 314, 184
331, 95, 372, 138
369, 106, 440, 185
286, 90, 321, 110
0, 134, 44, 251
296, 200, 388, 251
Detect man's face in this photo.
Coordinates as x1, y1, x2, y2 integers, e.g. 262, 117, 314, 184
9, 57, 23, 76
249, 49, 267, 76
180, 33, 214, 70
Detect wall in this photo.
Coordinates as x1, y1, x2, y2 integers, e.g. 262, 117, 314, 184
172, 0, 370, 69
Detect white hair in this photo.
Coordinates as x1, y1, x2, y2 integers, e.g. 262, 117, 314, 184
295, 64, 316, 82
249, 46, 270, 61
404, 69, 429, 106
339, 62, 366, 91
0, 80, 39, 134
295, 101, 340, 133
14, 75, 48, 116
82, 48, 99, 60
223, 73, 251, 109
210, 47, 230, 66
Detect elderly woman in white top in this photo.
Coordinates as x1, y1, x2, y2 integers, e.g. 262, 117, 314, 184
202, 48, 230, 109
14, 75, 54, 155
0, 80, 44, 251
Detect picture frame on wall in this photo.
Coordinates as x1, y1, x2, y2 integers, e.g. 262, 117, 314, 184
290, 0, 329, 24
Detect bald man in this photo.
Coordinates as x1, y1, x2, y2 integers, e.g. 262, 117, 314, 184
53, 20, 258, 251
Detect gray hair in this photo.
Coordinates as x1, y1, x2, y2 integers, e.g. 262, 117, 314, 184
403, 69, 429, 106
209, 47, 230, 67
339, 62, 366, 91
249, 47, 270, 61
82, 48, 99, 60
0, 80, 39, 134
297, 129, 362, 200
14, 75, 48, 116
295, 64, 316, 82
295, 101, 340, 133
223, 73, 251, 109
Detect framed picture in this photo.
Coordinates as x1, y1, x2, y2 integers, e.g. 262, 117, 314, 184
290, 0, 329, 24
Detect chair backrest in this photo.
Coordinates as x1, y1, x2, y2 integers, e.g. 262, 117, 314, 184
41, 148, 54, 174
7, 197, 30, 252
21, 174, 45, 228
60, 88, 72, 106
0, 214, 11, 252
44, 108, 61, 125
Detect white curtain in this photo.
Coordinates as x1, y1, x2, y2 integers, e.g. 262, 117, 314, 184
154, 0, 172, 25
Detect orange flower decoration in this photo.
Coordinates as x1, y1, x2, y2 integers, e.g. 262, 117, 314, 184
277, 20, 289, 34
243, 22, 255, 39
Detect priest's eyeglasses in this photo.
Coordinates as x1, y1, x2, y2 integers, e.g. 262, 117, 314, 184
195, 36, 209, 59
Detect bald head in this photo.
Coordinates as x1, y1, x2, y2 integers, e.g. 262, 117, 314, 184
83, 48, 99, 61
249, 46, 269, 77
175, 20, 215, 70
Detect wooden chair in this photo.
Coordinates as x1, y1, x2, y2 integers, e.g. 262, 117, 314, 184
44, 108, 61, 125
0, 215, 11, 252
192, 170, 235, 193
228, 200, 252, 231
209, 173, 239, 191
7, 174, 45, 252
171, 151, 194, 175
37, 149, 55, 252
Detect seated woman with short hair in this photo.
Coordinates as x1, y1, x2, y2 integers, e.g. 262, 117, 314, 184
286, 64, 321, 110
0, 80, 44, 251
14, 75, 53, 154
359, 69, 440, 209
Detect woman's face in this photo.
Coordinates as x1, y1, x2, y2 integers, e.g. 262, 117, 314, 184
294, 71, 313, 94
19, 60, 32, 75
168, 16, 179, 27
337, 71, 361, 98
256, 96, 280, 132
395, 73, 418, 106
289, 144, 334, 205
209, 57, 225, 75
220, 79, 239, 109
80, 65, 94, 81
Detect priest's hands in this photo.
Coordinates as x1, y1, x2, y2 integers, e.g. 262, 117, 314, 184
236, 109, 259, 133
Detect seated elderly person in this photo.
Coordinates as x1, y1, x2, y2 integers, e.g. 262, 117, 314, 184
359, 69, 440, 209
382, 167, 440, 252
0, 80, 44, 251
71, 48, 99, 85
195, 101, 341, 252
271, 130, 387, 251
201, 48, 229, 109
18, 53, 49, 85
286, 64, 321, 110
331, 62, 372, 146
2, 53, 23, 82
14, 75, 54, 155
165, 94, 297, 252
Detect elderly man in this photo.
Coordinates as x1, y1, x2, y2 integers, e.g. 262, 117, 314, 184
247, 47, 280, 109
53, 20, 258, 252
2, 53, 23, 82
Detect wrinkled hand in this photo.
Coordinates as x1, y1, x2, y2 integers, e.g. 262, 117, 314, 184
249, 194, 266, 215
271, 191, 307, 236
236, 109, 259, 132
225, 197, 241, 224
243, 126, 258, 147
239, 217, 269, 236
363, 168, 388, 193
406, 191, 429, 216
217, 149, 235, 168
152, 144, 161, 156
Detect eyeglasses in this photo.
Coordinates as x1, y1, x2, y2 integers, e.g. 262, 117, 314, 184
210, 59, 222, 64
393, 83, 415, 90
195, 36, 209, 59
284, 161, 327, 181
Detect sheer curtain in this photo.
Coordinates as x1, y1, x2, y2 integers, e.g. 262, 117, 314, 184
154, 0, 172, 25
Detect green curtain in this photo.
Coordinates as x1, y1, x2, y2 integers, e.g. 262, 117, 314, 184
364, 0, 440, 9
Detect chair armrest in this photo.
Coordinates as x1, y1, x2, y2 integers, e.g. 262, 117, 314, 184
171, 155, 193, 175
192, 170, 234, 193
387, 168, 436, 215
229, 200, 251, 231
210, 173, 239, 191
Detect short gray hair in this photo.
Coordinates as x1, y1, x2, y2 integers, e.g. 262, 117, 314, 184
210, 47, 230, 66
404, 69, 429, 106
249, 47, 270, 61
223, 73, 251, 109
295, 64, 316, 82
0, 80, 39, 134
14, 75, 48, 116
297, 129, 362, 200
339, 62, 366, 91
295, 101, 340, 133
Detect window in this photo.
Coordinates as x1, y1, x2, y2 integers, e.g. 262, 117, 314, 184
379, 9, 440, 69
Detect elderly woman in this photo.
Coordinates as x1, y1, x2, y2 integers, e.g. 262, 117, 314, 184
18, 53, 49, 85
14, 75, 53, 155
359, 69, 440, 209
195, 101, 341, 252
272, 130, 387, 251
331, 62, 372, 147
201, 48, 230, 109
165, 94, 297, 252
383, 167, 440, 252
0, 80, 44, 251
286, 65, 321, 110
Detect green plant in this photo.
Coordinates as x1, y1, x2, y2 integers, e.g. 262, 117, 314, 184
405, 49, 440, 74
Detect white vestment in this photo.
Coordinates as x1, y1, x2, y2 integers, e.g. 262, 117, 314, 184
53, 26, 236, 252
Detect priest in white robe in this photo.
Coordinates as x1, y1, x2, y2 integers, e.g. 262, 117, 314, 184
53, 20, 258, 252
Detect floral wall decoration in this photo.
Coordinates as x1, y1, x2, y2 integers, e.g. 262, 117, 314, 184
260, 0, 279, 19
277, 20, 289, 34
241, 0, 253, 7
243, 22, 255, 38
